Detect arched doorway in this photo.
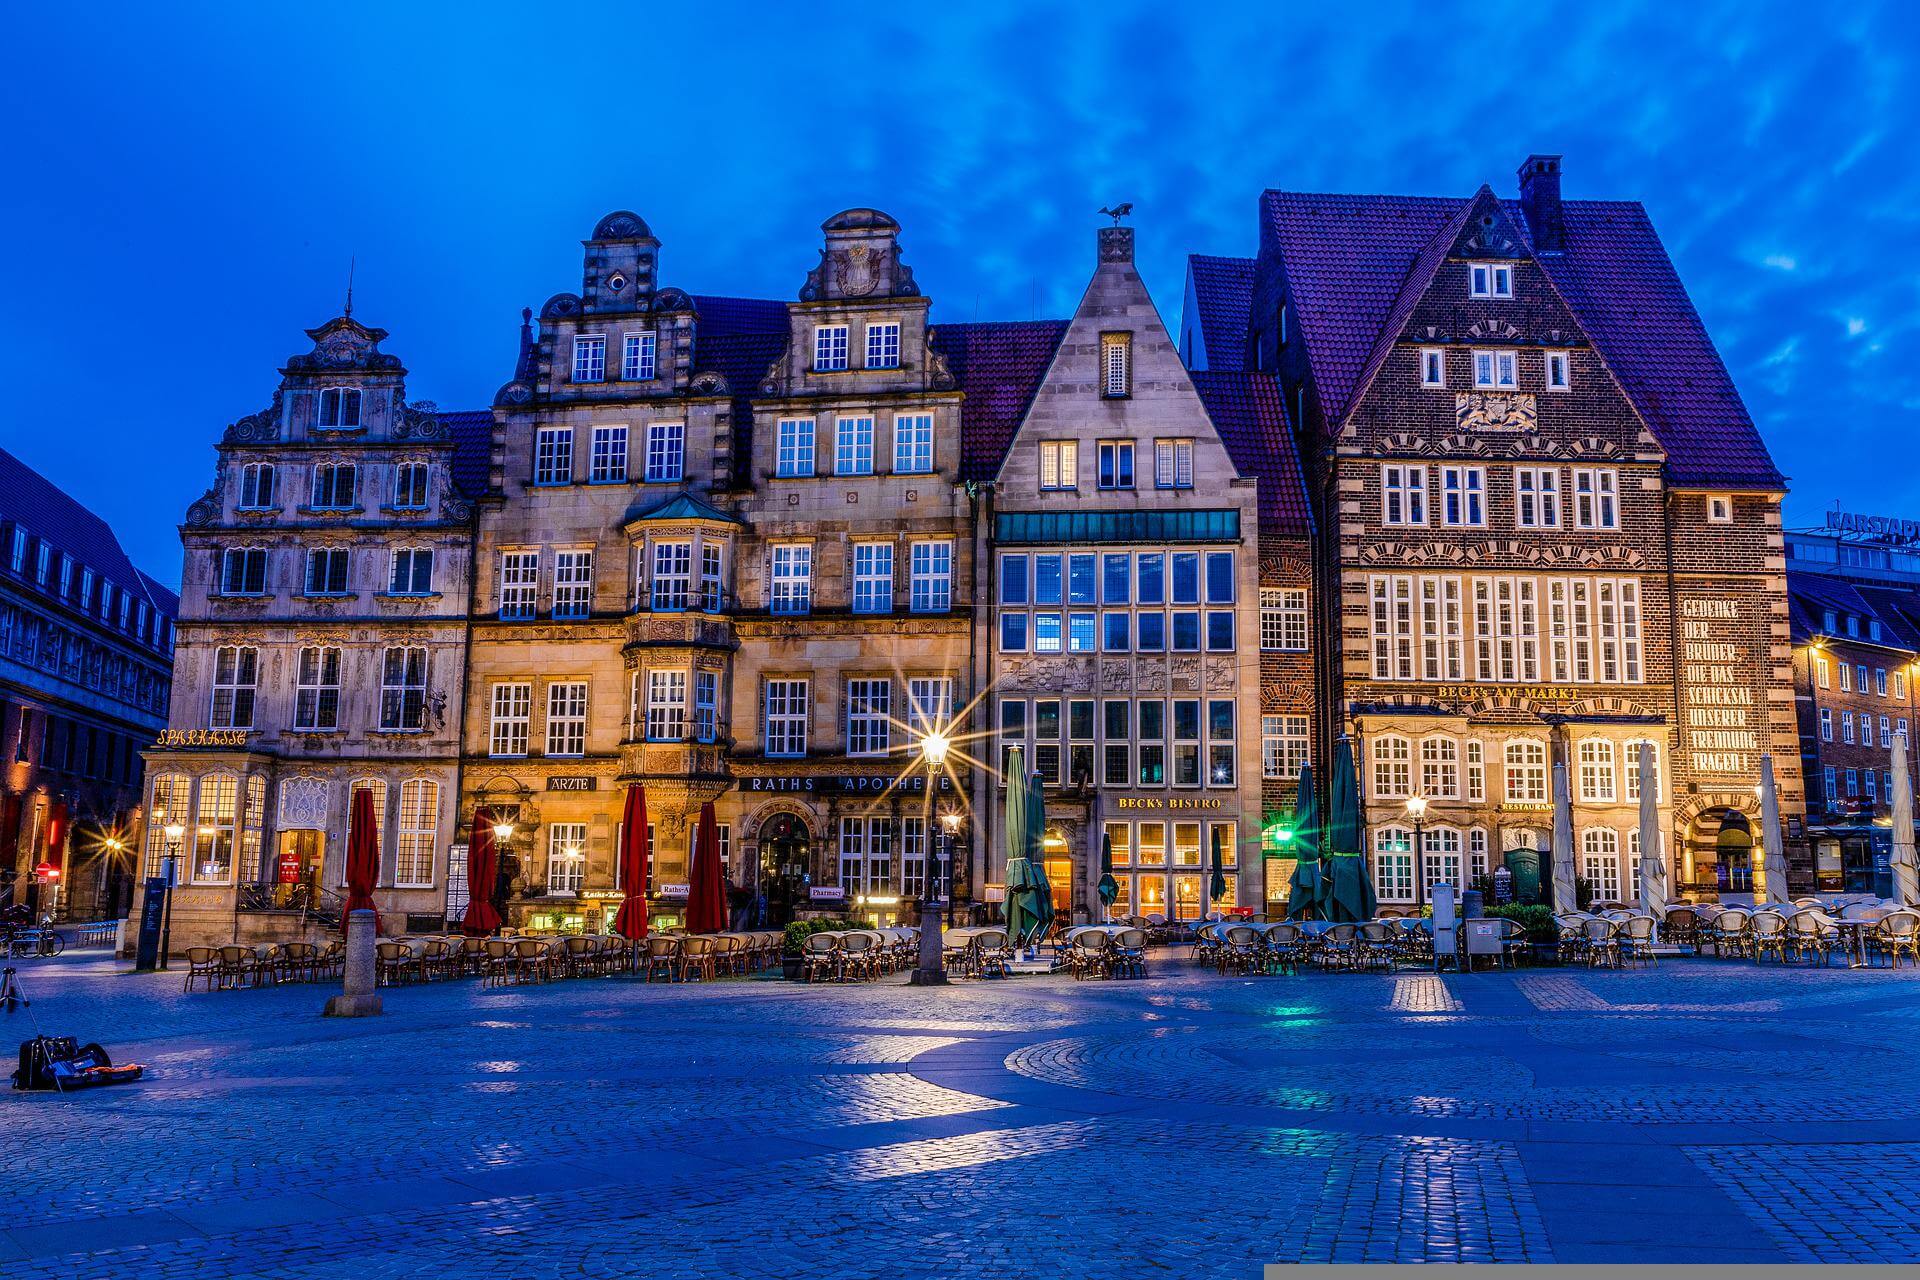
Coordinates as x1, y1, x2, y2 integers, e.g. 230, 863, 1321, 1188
1704, 809, 1755, 895
757, 813, 811, 928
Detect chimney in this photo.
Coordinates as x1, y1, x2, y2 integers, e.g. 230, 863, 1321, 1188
1098, 225, 1134, 265
1519, 154, 1564, 252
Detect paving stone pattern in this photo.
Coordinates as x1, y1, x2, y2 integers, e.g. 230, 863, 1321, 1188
7, 951, 1920, 1273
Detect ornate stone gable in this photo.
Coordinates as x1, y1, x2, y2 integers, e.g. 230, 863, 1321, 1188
286, 316, 401, 375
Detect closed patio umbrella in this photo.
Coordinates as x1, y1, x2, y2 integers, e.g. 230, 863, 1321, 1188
1024, 769, 1055, 937
1001, 747, 1037, 942
1758, 754, 1791, 904
1096, 829, 1118, 918
461, 806, 502, 936
1636, 745, 1667, 916
612, 786, 651, 940
1325, 739, 1376, 922
1550, 759, 1577, 911
1208, 824, 1229, 906
343, 785, 380, 934
1285, 762, 1324, 921
1892, 734, 1919, 908
685, 802, 727, 933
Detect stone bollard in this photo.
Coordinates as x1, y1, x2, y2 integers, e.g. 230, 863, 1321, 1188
323, 908, 383, 1018
910, 905, 947, 986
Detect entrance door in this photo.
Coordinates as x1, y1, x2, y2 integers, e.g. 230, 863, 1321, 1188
275, 830, 324, 907
757, 814, 811, 928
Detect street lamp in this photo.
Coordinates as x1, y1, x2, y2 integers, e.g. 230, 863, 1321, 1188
1405, 795, 1429, 909
159, 819, 185, 970
941, 809, 964, 926
911, 729, 952, 985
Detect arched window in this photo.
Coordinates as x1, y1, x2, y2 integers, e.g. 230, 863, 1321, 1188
347, 778, 389, 887
1372, 735, 1412, 799
396, 779, 439, 888
240, 774, 267, 882
192, 773, 239, 885
317, 387, 362, 429
311, 462, 357, 509
144, 773, 190, 875
1581, 827, 1621, 904
1504, 739, 1547, 803
1373, 826, 1414, 901
238, 462, 277, 510
1577, 740, 1616, 803
1420, 736, 1458, 798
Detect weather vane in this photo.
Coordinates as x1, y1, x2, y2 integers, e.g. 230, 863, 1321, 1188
1099, 203, 1133, 225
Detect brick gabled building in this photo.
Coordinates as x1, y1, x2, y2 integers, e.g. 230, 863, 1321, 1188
1186, 155, 1803, 904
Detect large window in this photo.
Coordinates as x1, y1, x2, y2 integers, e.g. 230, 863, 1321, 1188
499, 551, 539, 619
764, 680, 809, 756
1371, 572, 1638, 687
144, 773, 190, 875
221, 547, 268, 596
847, 679, 891, 756
1420, 736, 1458, 798
572, 335, 605, 383
1577, 739, 1616, 803
866, 323, 900, 370
305, 546, 350, 596
553, 550, 593, 619
1582, 828, 1622, 904
379, 646, 428, 731
622, 332, 656, 381
210, 646, 257, 728
311, 463, 356, 509
907, 678, 952, 739
534, 427, 573, 485
192, 774, 238, 885
546, 681, 588, 755
389, 547, 434, 595
909, 541, 952, 613
1262, 715, 1309, 780
834, 417, 874, 476
1383, 465, 1426, 525
547, 824, 587, 894
590, 425, 629, 483
814, 325, 849, 372
644, 671, 685, 742
645, 422, 685, 482
1371, 735, 1411, 798
770, 545, 811, 614
1516, 468, 1560, 528
1373, 827, 1414, 903
294, 646, 342, 730
1441, 466, 1485, 527
1098, 440, 1135, 490
393, 461, 429, 508
776, 418, 815, 477
395, 779, 438, 889
851, 543, 893, 614
1572, 469, 1618, 529
1261, 587, 1308, 651
489, 683, 530, 756
839, 817, 895, 893
893, 414, 933, 474
239, 463, 276, 509
651, 542, 692, 611
1504, 740, 1548, 803
316, 387, 362, 430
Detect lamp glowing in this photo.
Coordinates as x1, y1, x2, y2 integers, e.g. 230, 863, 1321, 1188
1405, 795, 1429, 821
492, 821, 516, 841
920, 729, 951, 770
163, 822, 185, 841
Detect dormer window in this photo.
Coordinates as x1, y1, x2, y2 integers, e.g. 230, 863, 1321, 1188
238, 463, 277, 510
1419, 347, 1446, 388
316, 387, 362, 430
814, 325, 849, 372
1468, 262, 1513, 299
1101, 333, 1132, 398
1472, 350, 1518, 390
572, 334, 606, 383
865, 322, 900, 370
1545, 351, 1571, 392
622, 332, 657, 381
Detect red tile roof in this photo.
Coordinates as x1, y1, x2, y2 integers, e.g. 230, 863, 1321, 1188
1186, 255, 1256, 371
930, 320, 1069, 480
1189, 372, 1314, 537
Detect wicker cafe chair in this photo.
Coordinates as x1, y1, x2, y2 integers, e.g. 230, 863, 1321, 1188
482, 938, 516, 986
509, 936, 552, 983
375, 940, 424, 987
640, 935, 681, 982
1748, 911, 1791, 965
183, 945, 222, 992
973, 928, 1012, 978
1662, 906, 1701, 952
1217, 924, 1261, 975
1709, 909, 1753, 959
799, 932, 840, 983
1318, 923, 1360, 971
1553, 915, 1589, 965
1355, 922, 1399, 972
1616, 914, 1658, 967
1579, 917, 1620, 969
1069, 929, 1114, 979
1872, 911, 1920, 968
276, 941, 320, 983
1786, 910, 1837, 966
839, 931, 882, 982
677, 935, 719, 982
1111, 927, 1149, 978
216, 944, 260, 989
1492, 916, 1530, 968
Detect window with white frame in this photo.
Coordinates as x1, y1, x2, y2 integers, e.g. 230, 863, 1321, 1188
1371, 735, 1412, 798
572, 335, 605, 383
910, 541, 952, 613
1839, 663, 1852, 692
1582, 828, 1621, 903
499, 551, 538, 619
590, 425, 629, 483
1383, 465, 1426, 525
1469, 828, 1490, 880
1262, 714, 1309, 780
1261, 587, 1308, 651
1039, 440, 1077, 490
547, 681, 589, 755
1545, 350, 1571, 391
700, 544, 724, 611
814, 325, 849, 371
395, 779, 438, 888
892, 413, 933, 473
645, 670, 685, 742
1101, 333, 1132, 397
394, 461, 430, 508
907, 677, 952, 739
1468, 262, 1513, 298
769, 544, 812, 614
764, 679, 808, 756
547, 824, 587, 893
1466, 741, 1485, 802
838, 816, 895, 893
144, 773, 190, 875
210, 646, 258, 728
1577, 739, 1616, 803
1504, 739, 1548, 803
651, 541, 693, 611
1420, 736, 1459, 798
1421, 827, 1463, 896
553, 549, 593, 619
1843, 713, 1856, 745
239, 463, 277, 509
1707, 494, 1733, 524
294, 646, 342, 730
1472, 349, 1518, 390
847, 678, 891, 756
316, 387, 362, 430
379, 646, 428, 730
490, 683, 530, 755
900, 817, 948, 901
389, 546, 434, 595
1154, 439, 1195, 489
1420, 347, 1446, 387
534, 427, 573, 485
1516, 468, 1560, 528
1820, 708, 1833, 741
1370, 575, 1416, 680
311, 463, 357, 509
1373, 828, 1414, 902
776, 418, 815, 477
835, 417, 874, 475
1441, 466, 1486, 526
305, 546, 350, 596
851, 542, 893, 614
694, 670, 718, 743
1572, 469, 1618, 529
1416, 577, 1466, 681
865, 322, 900, 369
192, 774, 238, 884
221, 547, 268, 596
644, 422, 684, 482
622, 331, 657, 380
1896, 670, 1909, 700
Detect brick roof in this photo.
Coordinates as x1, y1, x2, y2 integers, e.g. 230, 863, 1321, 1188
0, 447, 179, 616
692, 294, 790, 338
929, 320, 1069, 480
1186, 255, 1256, 371
1235, 189, 1784, 491
436, 410, 495, 498
1188, 371, 1314, 537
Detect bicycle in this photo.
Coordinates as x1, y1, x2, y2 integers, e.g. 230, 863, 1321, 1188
2, 923, 64, 958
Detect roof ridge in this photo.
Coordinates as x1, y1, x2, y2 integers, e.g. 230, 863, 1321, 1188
1337, 195, 1486, 422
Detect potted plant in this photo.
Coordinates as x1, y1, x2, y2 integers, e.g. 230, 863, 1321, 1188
781, 916, 854, 980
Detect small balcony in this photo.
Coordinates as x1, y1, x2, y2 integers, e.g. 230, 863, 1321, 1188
622, 609, 737, 651
618, 740, 731, 783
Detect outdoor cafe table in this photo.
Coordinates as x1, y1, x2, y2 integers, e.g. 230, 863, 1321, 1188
1831, 916, 1882, 969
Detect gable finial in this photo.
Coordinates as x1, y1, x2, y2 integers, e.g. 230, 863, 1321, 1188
344, 255, 356, 318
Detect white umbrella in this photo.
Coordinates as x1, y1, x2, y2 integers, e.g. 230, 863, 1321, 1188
1890, 734, 1918, 907
1551, 758, 1578, 911
1637, 743, 1667, 915
1758, 754, 1790, 904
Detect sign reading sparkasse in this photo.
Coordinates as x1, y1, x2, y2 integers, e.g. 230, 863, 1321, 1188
152, 728, 250, 748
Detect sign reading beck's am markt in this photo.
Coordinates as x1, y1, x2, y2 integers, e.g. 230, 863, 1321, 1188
1681, 598, 1759, 777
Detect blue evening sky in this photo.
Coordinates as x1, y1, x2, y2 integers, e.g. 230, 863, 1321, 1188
3, 2, 1912, 586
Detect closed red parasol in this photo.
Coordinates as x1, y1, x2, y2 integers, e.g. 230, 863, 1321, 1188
343, 786, 380, 934
684, 802, 727, 934
461, 806, 502, 936
612, 787, 651, 940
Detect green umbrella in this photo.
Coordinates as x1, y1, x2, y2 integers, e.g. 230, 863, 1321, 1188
1326, 738, 1377, 922
1001, 747, 1040, 944
1024, 768, 1055, 938
1285, 762, 1323, 920
1208, 824, 1229, 905
1097, 829, 1119, 916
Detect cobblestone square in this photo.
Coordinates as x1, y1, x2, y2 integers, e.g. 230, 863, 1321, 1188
7, 952, 1920, 1274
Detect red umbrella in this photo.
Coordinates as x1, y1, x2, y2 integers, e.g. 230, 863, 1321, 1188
343, 786, 380, 934
612, 786, 651, 940
42, 801, 68, 874
461, 806, 502, 936
684, 802, 727, 933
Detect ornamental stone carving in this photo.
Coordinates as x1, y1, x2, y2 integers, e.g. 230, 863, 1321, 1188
540, 293, 582, 320
1170, 656, 1200, 691
278, 776, 331, 830
1455, 392, 1537, 433
494, 380, 533, 406
1101, 661, 1132, 691
222, 401, 283, 444
1205, 658, 1235, 691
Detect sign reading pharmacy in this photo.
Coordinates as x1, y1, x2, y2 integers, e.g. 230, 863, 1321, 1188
1680, 598, 1760, 777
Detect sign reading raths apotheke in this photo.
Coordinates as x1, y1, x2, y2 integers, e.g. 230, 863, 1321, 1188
1680, 597, 1761, 777
152, 728, 250, 748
